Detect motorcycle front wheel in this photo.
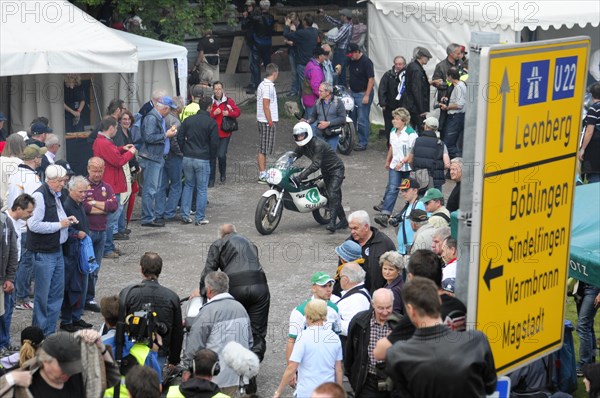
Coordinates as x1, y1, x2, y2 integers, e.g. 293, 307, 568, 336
312, 207, 331, 225
337, 121, 356, 155
255, 194, 283, 235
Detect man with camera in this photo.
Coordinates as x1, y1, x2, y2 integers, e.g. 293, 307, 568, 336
120, 252, 183, 370
304, 82, 347, 151
345, 288, 395, 398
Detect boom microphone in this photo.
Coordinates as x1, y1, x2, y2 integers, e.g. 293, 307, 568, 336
222, 341, 260, 380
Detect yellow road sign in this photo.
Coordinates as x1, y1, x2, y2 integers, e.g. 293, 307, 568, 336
471, 37, 589, 373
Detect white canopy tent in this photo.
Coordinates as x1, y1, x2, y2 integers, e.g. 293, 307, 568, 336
367, 1, 600, 124
100, 30, 189, 114
0, 0, 139, 139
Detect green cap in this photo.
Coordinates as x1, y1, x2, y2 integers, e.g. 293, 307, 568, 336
311, 272, 335, 286
420, 188, 444, 203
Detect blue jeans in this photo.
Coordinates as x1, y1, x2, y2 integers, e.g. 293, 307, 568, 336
15, 233, 33, 302
210, 137, 231, 182
32, 251, 65, 337
332, 48, 348, 86
296, 63, 306, 98
181, 158, 210, 222
140, 157, 164, 224
250, 45, 271, 90
381, 169, 411, 215
443, 113, 465, 158
289, 53, 298, 94
104, 193, 122, 254
577, 284, 600, 368
86, 230, 106, 303
0, 292, 15, 348
118, 207, 126, 233
351, 90, 374, 148
315, 128, 340, 152
156, 156, 183, 219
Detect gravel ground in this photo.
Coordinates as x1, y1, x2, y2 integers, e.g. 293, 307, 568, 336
10, 76, 455, 397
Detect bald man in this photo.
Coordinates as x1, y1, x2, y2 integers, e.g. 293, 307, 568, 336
193, 223, 271, 364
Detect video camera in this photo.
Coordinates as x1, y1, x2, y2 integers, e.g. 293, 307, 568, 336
125, 303, 168, 345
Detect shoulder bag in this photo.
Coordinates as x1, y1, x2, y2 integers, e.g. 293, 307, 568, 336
221, 98, 239, 133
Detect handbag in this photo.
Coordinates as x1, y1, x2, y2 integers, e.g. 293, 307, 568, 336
220, 98, 238, 133
411, 168, 432, 191
79, 235, 99, 274
321, 100, 343, 137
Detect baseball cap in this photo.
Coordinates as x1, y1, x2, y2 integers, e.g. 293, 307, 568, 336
346, 43, 360, 56
0, 112, 6, 121
42, 332, 82, 376
31, 122, 53, 135
20, 144, 46, 160
409, 209, 428, 222
158, 96, 178, 109
55, 159, 75, 176
45, 164, 67, 180
339, 9, 353, 18
400, 177, 420, 190
335, 240, 363, 262
245, 0, 255, 5
423, 116, 439, 130
311, 272, 335, 286
421, 188, 444, 203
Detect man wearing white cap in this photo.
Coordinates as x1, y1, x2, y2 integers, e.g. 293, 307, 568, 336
28, 164, 77, 336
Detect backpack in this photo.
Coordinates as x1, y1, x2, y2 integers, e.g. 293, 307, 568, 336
130, 112, 144, 147
79, 235, 99, 274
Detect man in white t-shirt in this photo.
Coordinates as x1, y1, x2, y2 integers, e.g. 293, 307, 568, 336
256, 63, 279, 183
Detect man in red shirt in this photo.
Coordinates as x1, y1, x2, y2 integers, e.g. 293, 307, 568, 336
92, 116, 136, 260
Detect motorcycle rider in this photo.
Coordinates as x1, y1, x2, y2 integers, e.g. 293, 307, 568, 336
291, 122, 347, 233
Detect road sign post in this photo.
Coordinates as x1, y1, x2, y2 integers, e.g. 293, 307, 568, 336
466, 37, 590, 374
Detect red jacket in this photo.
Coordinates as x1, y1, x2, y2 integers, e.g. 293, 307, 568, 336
210, 96, 241, 138
92, 133, 134, 194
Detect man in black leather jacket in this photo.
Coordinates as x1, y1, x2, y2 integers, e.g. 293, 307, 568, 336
291, 122, 347, 232
197, 223, 270, 362
385, 277, 497, 398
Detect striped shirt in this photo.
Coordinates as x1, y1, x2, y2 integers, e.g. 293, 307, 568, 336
256, 78, 278, 123
325, 16, 353, 51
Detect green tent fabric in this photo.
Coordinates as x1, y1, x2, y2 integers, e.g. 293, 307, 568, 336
569, 183, 600, 287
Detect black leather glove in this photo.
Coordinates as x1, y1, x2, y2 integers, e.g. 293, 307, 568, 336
289, 175, 301, 187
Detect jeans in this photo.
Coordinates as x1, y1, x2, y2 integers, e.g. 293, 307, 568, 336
32, 251, 65, 336
210, 137, 231, 182
296, 63, 306, 98
351, 90, 374, 148
140, 157, 164, 224
156, 156, 183, 219
332, 48, 348, 86
104, 193, 122, 254
117, 208, 126, 233
181, 158, 210, 222
86, 230, 106, 303
577, 284, 600, 368
288, 52, 298, 94
250, 44, 271, 90
0, 292, 14, 348
443, 112, 465, 158
381, 169, 411, 215
15, 233, 33, 302
315, 129, 340, 152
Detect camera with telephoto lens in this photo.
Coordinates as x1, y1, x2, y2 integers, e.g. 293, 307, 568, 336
433, 97, 448, 109
125, 303, 167, 345
388, 214, 401, 228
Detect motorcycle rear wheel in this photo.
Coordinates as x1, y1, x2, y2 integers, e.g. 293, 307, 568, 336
337, 121, 356, 155
255, 194, 283, 235
312, 207, 331, 225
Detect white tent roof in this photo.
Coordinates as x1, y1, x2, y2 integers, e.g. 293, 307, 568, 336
114, 30, 187, 61
0, 1, 138, 76
370, 1, 600, 31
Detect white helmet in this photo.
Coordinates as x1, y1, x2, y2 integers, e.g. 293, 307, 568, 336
292, 122, 313, 147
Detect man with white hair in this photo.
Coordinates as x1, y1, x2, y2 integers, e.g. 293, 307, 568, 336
28, 164, 76, 336
40, 134, 59, 176
347, 210, 396, 294
139, 88, 168, 117
335, 262, 370, 341
139, 96, 178, 227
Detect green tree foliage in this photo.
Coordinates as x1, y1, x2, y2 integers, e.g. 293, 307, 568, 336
73, 0, 237, 44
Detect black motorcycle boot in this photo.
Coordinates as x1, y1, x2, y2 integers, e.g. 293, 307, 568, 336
336, 207, 349, 230
326, 207, 338, 233
219, 158, 227, 183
